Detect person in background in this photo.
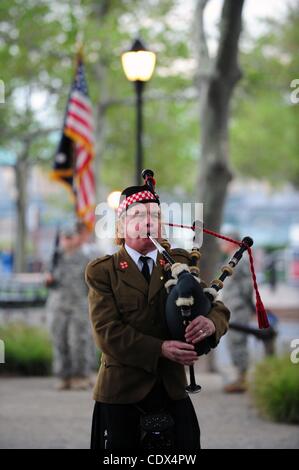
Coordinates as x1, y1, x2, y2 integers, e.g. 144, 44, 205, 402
45, 222, 96, 391
265, 251, 278, 292
220, 231, 254, 393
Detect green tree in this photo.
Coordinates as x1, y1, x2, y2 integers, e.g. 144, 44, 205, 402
194, 0, 245, 284
231, 1, 299, 187
0, 0, 197, 269
1, 0, 297, 272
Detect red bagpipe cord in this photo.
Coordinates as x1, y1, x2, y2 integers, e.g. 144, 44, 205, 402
203, 228, 269, 329
167, 223, 269, 329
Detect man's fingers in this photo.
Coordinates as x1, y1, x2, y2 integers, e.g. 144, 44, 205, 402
178, 350, 198, 360
171, 341, 195, 350
185, 328, 206, 342
192, 332, 207, 343
165, 340, 199, 365
185, 317, 216, 343
173, 347, 198, 362
175, 351, 197, 361
186, 327, 207, 338
185, 316, 205, 334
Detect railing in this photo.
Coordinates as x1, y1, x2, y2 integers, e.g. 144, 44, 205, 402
0, 274, 48, 308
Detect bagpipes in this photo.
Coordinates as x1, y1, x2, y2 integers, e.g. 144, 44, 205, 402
142, 169, 270, 393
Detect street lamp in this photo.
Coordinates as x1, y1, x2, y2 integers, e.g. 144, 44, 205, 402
121, 38, 156, 185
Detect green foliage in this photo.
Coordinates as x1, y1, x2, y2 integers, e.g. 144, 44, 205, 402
250, 355, 299, 424
0, 0, 298, 192
0, 0, 197, 193
231, 4, 299, 187
0, 322, 53, 376
104, 97, 198, 192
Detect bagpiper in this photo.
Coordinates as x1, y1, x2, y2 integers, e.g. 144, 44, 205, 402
85, 171, 231, 452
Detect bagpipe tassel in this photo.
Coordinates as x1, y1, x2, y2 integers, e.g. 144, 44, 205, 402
246, 245, 269, 329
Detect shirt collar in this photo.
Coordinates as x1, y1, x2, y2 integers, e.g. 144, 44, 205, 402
125, 243, 158, 266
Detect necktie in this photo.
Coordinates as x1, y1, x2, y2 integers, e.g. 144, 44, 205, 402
140, 256, 151, 283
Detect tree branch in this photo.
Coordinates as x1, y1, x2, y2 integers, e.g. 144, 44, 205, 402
195, 0, 210, 67
1, 126, 59, 151
215, 0, 245, 82
27, 126, 59, 141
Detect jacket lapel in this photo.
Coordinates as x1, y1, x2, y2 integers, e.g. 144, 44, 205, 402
148, 252, 166, 302
116, 246, 148, 294
115, 246, 166, 300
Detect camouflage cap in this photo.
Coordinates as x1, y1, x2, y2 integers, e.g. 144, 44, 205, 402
60, 220, 78, 238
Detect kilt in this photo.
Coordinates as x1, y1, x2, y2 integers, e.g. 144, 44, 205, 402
91, 381, 200, 452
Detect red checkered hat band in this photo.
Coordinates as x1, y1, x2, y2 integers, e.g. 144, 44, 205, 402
117, 190, 158, 216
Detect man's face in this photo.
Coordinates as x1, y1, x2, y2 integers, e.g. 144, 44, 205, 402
78, 227, 92, 244
60, 234, 77, 251
121, 202, 162, 252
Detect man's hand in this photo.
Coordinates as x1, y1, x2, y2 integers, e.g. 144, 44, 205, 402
185, 316, 216, 344
161, 340, 198, 366
44, 272, 55, 287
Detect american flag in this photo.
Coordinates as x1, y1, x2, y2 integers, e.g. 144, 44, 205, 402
52, 54, 96, 230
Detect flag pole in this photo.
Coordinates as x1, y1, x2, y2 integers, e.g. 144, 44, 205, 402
52, 32, 96, 233
76, 32, 84, 63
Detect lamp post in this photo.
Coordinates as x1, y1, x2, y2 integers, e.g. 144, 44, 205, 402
121, 38, 156, 185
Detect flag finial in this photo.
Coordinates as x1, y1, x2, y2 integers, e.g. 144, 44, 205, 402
76, 32, 84, 60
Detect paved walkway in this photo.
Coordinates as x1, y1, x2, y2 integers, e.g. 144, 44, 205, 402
0, 374, 298, 449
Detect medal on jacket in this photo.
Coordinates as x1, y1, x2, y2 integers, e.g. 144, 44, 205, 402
120, 261, 129, 270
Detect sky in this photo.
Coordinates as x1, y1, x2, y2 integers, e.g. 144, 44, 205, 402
172, 0, 295, 53
205, 0, 291, 36
208, 0, 293, 54
176, 0, 293, 33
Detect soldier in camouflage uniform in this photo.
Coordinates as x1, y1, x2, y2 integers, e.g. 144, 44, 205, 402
220, 233, 254, 393
46, 224, 96, 390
